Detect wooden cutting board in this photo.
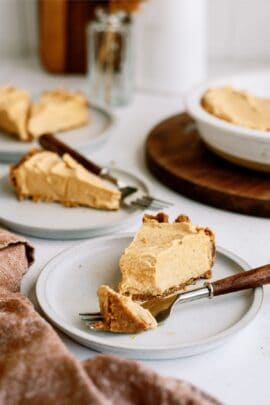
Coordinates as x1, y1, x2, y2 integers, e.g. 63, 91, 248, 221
146, 112, 270, 217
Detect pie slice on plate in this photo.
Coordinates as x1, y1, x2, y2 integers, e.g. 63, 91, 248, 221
10, 149, 121, 210
94, 285, 157, 333
28, 89, 89, 138
118, 213, 215, 300
0, 86, 31, 141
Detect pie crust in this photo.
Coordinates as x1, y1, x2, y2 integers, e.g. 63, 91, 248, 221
119, 213, 215, 301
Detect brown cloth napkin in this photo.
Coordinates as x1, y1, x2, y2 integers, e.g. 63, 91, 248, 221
0, 228, 221, 405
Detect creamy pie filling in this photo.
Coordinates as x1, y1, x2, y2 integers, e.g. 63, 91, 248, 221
10, 150, 120, 210
119, 215, 215, 299
28, 89, 89, 138
202, 86, 270, 131
0, 86, 31, 141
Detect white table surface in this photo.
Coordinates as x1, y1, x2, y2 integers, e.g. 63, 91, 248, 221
0, 58, 269, 405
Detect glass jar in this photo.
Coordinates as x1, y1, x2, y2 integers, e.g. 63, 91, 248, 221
87, 8, 134, 106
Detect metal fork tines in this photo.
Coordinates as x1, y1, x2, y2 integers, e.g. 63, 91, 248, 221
101, 170, 173, 211
79, 312, 102, 322
123, 194, 173, 211
79, 312, 101, 318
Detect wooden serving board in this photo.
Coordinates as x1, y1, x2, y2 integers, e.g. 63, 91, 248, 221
146, 112, 270, 217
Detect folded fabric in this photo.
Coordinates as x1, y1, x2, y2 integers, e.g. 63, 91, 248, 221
0, 228, 221, 405
0, 228, 34, 293
84, 355, 220, 405
0, 228, 107, 404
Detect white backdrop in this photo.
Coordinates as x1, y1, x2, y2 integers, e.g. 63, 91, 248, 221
208, 0, 270, 62
0, 0, 37, 57
0, 0, 269, 63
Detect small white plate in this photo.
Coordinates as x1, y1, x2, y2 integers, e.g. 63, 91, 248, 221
0, 104, 114, 163
0, 170, 149, 240
36, 234, 263, 360
186, 70, 270, 171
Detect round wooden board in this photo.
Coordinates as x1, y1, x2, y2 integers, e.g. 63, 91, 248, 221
146, 112, 270, 217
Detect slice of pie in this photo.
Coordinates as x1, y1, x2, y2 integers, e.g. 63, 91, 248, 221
94, 285, 157, 333
28, 89, 89, 138
0, 86, 31, 141
118, 213, 215, 300
10, 149, 121, 210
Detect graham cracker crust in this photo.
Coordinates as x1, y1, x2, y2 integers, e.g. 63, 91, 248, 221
10, 149, 44, 199
143, 212, 169, 223
143, 212, 191, 224
143, 212, 215, 242
95, 287, 155, 333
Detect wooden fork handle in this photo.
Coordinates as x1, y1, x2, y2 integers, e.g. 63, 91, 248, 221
211, 264, 270, 296
39, 133, 102, 175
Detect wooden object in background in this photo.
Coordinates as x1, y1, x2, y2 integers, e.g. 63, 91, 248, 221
39, 0, 106, 73
39, 0, 66, 73
146, 112, 270, 218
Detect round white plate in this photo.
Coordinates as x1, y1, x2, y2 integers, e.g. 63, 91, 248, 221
0, 170, 149, 240
186, 70, 270, 171
36, 234, 263, 360
0, 104, 115, 163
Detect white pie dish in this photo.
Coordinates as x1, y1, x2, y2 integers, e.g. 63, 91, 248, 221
186, 70, 270, 172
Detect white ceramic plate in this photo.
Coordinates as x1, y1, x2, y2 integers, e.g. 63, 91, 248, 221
186, 70, 270, 171
36, 234, 263, 360
0, 170, 150, 240
0, 104, 114, 163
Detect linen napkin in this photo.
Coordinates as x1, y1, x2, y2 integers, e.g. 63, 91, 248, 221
0, 228, 221, 405
0, 228, 107, 404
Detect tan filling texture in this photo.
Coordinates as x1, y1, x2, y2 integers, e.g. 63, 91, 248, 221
28, 89, 89, 138
10, 150, 120, 210
0, 86, 31, 141
119, 218, 215, 298
202, 86, 270, 131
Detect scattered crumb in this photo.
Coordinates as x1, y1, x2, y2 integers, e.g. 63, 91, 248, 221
166, 331, 175, 336
130, 335, 137, 340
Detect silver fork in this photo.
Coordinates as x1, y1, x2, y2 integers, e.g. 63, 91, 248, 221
79, 264, 270, 331
39, 134, 173, 211
99, 167, 173, 210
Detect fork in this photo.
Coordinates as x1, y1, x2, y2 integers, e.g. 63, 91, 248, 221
79, 264, 270, 330
39, 134, 173, 211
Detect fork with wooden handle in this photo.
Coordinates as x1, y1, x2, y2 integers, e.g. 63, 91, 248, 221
79, 264, 270, 329
39, 134, 173, 211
